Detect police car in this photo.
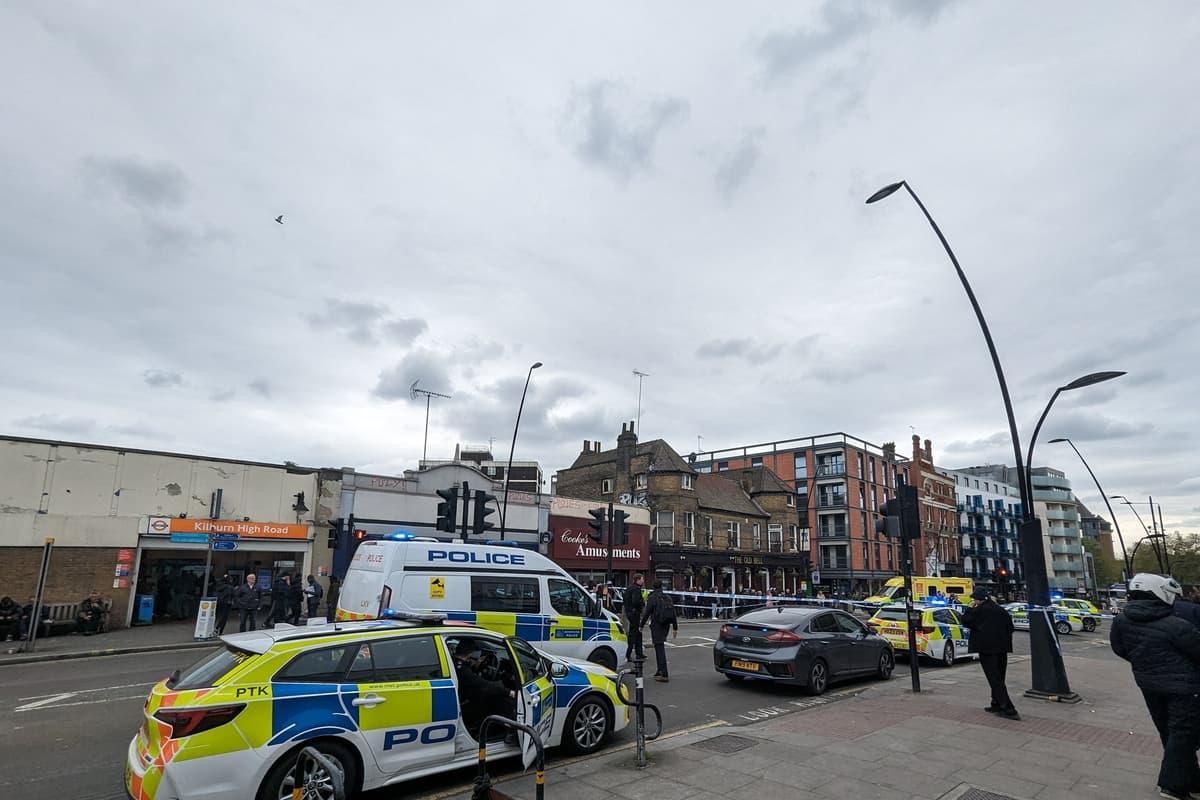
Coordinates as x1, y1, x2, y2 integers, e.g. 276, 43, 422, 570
1052, 598, 1102, 632
125, 615, 629, 800
866, 603, 976, 666
1004, 603, 1084, 635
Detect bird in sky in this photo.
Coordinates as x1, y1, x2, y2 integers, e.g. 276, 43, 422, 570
274, 215, 284, 224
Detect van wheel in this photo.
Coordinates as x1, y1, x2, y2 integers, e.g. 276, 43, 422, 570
563, 696, 612, 755
259, 740, 358, 800
588, 647, 618, 671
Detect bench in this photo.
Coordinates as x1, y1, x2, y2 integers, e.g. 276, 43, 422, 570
37, 600, 112, 636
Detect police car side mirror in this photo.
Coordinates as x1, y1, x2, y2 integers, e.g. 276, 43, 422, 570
550, 662, 570, 679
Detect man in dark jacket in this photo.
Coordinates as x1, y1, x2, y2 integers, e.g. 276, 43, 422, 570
288, 572, 304, 625
624, 574, 647, 663
214, 575, 235, 636
269, 574, 290, 626
640, 583, 678, 682
961, 587, 1019, 720
1111, 573, 1200, 800
0, 596, 21, 641
234, 573, 262, 632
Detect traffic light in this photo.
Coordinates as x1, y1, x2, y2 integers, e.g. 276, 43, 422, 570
472, 490, 497, 537
587, 507, 606, 542
875, 499, 902, 538
327, 518, 343, 549
611, 508, 628, 545
436, 487, 459, 534
354, 529, 367, 542
898, 484, 919, 540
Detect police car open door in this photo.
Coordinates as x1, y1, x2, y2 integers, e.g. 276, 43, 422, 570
509, 638, 555, 768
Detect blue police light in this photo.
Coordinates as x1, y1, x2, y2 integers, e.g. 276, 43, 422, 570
483, 540, 520, 547
1050, 591, 1064, 602
387, 530, 416, 541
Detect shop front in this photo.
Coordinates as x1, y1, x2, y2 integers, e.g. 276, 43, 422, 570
128, 517, 314, 626
547, 513, 650, 588
649, 547, 810, 595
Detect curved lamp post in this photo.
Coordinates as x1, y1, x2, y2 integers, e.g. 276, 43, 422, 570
1048, 438, 1131, 579
499, 362, 542, 538
1112, 496, 1167, 573
867, 179, 1083, 703
1024, 372, 1124, 504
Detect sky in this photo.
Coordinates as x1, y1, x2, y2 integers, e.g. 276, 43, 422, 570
2, 2, 1199, 543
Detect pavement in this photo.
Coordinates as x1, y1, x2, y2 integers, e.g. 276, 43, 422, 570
449, 645, 1170, 800
1, 620, 212, 664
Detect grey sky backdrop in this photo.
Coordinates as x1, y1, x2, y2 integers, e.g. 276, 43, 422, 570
2, 3, 1198, 543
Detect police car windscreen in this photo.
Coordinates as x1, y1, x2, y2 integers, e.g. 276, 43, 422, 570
171, 646, 256, 690
874, 608, 908, 622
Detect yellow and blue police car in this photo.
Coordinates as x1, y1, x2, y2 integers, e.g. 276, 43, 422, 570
1004, 603, 1085, 635
1052, 598, 1102, 632
866, 603, 977, 666
125, 614, 629, 800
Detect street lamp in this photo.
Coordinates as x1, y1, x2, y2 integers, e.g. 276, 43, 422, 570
499, 362, 542, 538
1048, 438, 1131, 578
1112, 496, 1168, 573
866, 178, 1078, 702
1025, 372, 1125, 504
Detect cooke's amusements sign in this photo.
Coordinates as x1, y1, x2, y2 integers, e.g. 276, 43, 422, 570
548, 515, 650, 570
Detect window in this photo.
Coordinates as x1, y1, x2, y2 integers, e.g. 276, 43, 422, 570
636, 473, 648, 489
796, 485, 808, 506
794, 455, 808, 480
874, 542, 881, 567
932, 609, 957, 626
871, 489, 878, 512
788, 524, 798, 551
509, 637, 548, 682
601, 479, 613, 494
704, 517, 714, 548
681, 474, 694, 490
835, 613, 867, 635
683, 512, 695, 544
276, 645, 355, 683
858, 486, 866, 508
548, 579, 590, 617
752, 523, 762, 550
869, 458, 876, 484
809, 613, 839, 633
656, 511, 675, 543
786, 493, 795, 507
856, 452, 864, 477
717, 461, 729, 471
471, 576, 540, 614
750, 456, 763, 467
173, 646, 255, 690
727, 521, 741, 548
801, 528, 810, 550
768, 524, 783, 552
862, 541, 869, 564
368, 636, 445, 682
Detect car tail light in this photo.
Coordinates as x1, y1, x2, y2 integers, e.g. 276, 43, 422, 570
719, 625, 733, 639
765, 629, 802, 644
153, 704, 245, 739
378, 585, 392, 618
919, 625, 936, 635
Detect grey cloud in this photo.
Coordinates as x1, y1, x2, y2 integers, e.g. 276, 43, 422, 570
944, 431, 1011, 454
306, 299, 427, 346
248, 378, 272, 398
1127, 368, 1168, 387
757, 3, 874, 81
793, 335, 821, 356
1050, 411, 1154, 442
209, 388, 236, 403
563, 81, 689, 181
142, 368, 183, 388
892, 0, 954, 25
372, 350, 453, 402
714, 129, 765, 203
696, 337, 783, 365
454, 376, 598, 452
108, 423, 171, 440
453, 339, 506, 365
14, 414, 98, 436
1025, 318, 1198, 387
81, 155, 189, 210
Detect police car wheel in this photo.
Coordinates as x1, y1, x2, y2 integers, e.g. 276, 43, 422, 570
260, 740, 358, 800
940, 641, 955, 667
588, 647, 618, 671
1083, 618, 1096, 633
877, 649, 894, 680
564, 696, 611, 755
1054, 620, 1071, 635
804, 659, 828, 695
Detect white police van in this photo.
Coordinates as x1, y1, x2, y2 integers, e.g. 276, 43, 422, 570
337, 535, 627, 669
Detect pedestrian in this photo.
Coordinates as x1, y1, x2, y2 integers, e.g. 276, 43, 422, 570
0, 596, 21, 641
961, 587, 1019, 720
214, 575, 234, 636
326, 576, 341, 618
640, 581, 678, 682
304, 575, 323, 620
1110, 573, 1200, 800
19, 596, 48, 641
624, 573, 647, 663
235, 573, 262, 632
286, 573, 303, 625
75, 590, 106, 635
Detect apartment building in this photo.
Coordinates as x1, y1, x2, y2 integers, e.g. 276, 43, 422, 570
939, 467, 1024, 590
420, 443, 543, 495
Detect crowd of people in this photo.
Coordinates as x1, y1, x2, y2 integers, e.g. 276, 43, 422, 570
0, 590, 110, 641
220, 572, 340, 634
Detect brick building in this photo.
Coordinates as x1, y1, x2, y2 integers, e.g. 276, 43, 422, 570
553, 423, 808, 593
694, 433, 910, 597
910, 435, 961, 577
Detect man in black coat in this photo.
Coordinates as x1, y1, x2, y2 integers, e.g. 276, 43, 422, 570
288, 572, 304, 625
234, 573, 262, 632
961, 587, 1019, 720
270, 574, 290, 626
640, 583, 678, 682
214, 575, 235, 636
1111, 573, 1200, 800
624, 574, 647, 663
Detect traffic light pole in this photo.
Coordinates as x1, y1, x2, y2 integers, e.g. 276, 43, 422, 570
606, 502, 614, 591
899, 487, 921, 694
460, 481, 470, 542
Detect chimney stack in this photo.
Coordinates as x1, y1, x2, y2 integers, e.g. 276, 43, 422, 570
582, 440, 591, 454
924, 438, 933, 462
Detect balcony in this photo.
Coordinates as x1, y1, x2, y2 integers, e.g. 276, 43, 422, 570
1045, 507, 1079, 522
1033, 488, 1073, 503
1050, 543, 1083, 556
818, 527, 848, 539
815, 463, 847, 478
1051, 559, 1082, 573
816, 495, 847, 509
1051, 526, 1082, 539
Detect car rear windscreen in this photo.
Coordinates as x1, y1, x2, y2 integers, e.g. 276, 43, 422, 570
170, 646, 255, 690
873, 608, 908, 622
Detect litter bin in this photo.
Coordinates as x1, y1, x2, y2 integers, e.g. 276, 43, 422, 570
133, 594, 155, 625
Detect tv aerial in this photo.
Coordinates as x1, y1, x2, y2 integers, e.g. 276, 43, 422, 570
411, 380, 452, 462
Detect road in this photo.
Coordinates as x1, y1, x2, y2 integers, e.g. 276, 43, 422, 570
0, 620, 1112, 800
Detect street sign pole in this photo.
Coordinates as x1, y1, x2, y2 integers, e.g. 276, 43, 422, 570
899, 486, 921, 694
606, 502, 614, 591
23, 537, 55, 654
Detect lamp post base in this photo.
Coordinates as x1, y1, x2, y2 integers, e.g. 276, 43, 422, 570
1024, 606, 1082, 704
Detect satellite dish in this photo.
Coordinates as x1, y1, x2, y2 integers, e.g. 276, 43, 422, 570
410, 379, 421, 399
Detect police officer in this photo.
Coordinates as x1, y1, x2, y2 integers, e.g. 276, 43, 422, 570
624, 573, 647, 663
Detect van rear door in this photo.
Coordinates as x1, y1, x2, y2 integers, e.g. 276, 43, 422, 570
337, 542, 389, 620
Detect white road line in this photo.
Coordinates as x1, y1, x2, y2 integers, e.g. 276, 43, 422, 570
15, 692, 76, 711
18, 681, 155, 701
16, 693, 148, 712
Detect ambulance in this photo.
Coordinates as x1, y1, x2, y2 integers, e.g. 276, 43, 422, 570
336, 536, 627, 669
863, 576, 974, 607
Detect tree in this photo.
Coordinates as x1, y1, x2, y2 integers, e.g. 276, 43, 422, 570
1128, 534, 1200, 585
1082, 537, 1122, 588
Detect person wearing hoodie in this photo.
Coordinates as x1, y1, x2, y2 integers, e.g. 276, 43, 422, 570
0, 596, 20, 641
1110, 573, 1200, 800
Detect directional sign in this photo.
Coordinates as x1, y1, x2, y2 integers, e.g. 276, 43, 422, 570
212, 540, 238, 551
211, 533, 240, 541
171, 533, 209, 544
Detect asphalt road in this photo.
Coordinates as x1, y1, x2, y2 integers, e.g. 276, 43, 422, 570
0, 620, 1113, 800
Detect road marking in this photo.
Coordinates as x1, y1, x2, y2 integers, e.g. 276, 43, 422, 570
15, 693, 76, 711
17, 693, 148, 711
18, 681, 155, 701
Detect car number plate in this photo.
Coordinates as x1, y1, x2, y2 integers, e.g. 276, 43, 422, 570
730, 659, 760, 671
883, 627, 904, 636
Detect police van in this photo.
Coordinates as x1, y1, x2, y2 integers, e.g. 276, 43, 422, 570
337, 536, 627, 668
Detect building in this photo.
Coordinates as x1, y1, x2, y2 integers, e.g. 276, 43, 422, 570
546, 496, 651, 586
553, 423, 808, 593
692, 433, 908, 597
420, 444, 543, 495
939, 467, 1024, 591
0, 435, 336, 629
957, 464, 1088, 595
910, 435, 961, 577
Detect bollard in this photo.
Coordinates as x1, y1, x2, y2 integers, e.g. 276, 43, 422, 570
472, 715, 545, 800
615, 656, 662, 770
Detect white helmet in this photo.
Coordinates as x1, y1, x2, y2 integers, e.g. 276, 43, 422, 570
1129, 573, 1183, 606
